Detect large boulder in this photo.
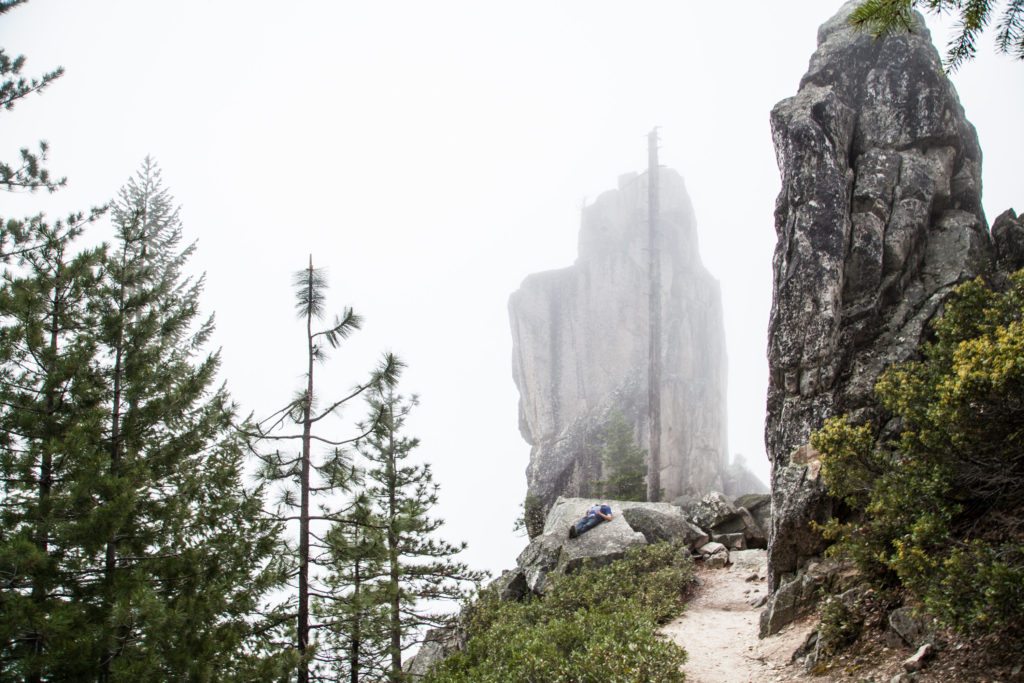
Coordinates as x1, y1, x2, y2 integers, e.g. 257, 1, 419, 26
684, 491, 738, 530
510, 169, 729, 516
541, 497, 681, 535
516, 498, 651, 594
766, 1, 995, 591
733, 493, 771, 541
621, 506, 708, 549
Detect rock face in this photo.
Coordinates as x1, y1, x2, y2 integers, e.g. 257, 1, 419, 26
766, 1, 995, 591
510, 497, 733, 595
510, 169, 728, 514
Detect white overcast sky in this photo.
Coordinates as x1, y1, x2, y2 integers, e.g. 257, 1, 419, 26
4, 1, 1023, 576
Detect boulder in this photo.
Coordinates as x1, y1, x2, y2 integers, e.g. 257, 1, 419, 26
516, 498, 648, 594
684, 491, 738, 530
711, 532, 746, 551
541, 497, 681, 536
711, 506, 767, 550
697, 541, 730, 568
621, 505, 709, 549
557, 524, 647, 575
888, 606, 928, 648
904, 643, 935, 673
734, 493, 771, 541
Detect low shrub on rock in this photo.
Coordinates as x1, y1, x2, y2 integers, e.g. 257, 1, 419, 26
424, 542, 694, 682
813, 272, 1024, 646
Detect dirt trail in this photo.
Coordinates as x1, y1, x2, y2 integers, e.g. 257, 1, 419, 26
661, 550, 815, 683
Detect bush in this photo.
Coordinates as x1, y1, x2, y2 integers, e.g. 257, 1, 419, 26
813, 271, 1024, 643
424, 542, 694, 683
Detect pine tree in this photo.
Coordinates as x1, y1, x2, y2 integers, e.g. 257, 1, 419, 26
253, 258, 400, 683
315, 493, 391, 683
850, 0, 1024, 71
83, 158, 286, 680
0, 0, 65, 197
358, 388, 486, 682
596, 411, 648, 502
0, 214, 105, 681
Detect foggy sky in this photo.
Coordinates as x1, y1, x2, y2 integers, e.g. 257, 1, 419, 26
4, 0, 1023, 576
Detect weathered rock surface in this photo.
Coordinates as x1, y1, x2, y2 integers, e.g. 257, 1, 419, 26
888, 606, 929, 648
734, 493, 772, 540
992, 209, 1024, 273
713, 506, 767, 549
697, 541, 730, 568
620, 505, 708, 548
515, 533, 564, 595
404, 625, 463, 680
510, 169, 728, 515
766, 0, 997, 594
513, 498, 663, 594
904, 643, 935, 673
489, 569, 529, 603
759, 558, 859, 638
684, 491, 738, 530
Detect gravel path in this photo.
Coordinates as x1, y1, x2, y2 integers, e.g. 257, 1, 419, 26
661, 550, 816, 683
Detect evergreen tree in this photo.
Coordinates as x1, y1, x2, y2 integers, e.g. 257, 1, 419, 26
0, 214, 105, 682
0, 0, 65, 196
596, 411, 648, 502
850, 0, 1024, 71
357, 388, 486, 682
315, 493, 391, 683
253, 258, 399, 683
83, 158, 286, 680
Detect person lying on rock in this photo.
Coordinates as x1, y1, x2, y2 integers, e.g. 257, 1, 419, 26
568, 503, 613, 539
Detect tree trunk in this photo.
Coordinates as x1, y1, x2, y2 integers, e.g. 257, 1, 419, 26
99, 325, 124, 683
350, 560, 361, 683
27, 262, 62, 683
385, 404, 402, 682
297, 260, 315, 683
646, 129, 662, 503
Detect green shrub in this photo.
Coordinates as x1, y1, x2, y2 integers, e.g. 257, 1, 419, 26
813, 271, 1024, 644
816, 595, 865, 657
425, 542, 694, 683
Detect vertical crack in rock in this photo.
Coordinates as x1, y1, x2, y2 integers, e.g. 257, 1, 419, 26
765, 1, 994, 592
509, 169, 729, 517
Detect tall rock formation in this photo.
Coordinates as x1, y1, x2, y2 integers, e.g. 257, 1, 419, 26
765, 2, 1004, 591
509, 169, 728, 517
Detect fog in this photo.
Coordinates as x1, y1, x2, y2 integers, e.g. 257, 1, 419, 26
5, 0, 1023, 576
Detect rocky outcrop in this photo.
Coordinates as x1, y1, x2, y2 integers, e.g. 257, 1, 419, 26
766, 1, 996, 592
759, 557, 859, 638
510, 169, 728, 515
404, 625, 464, 680
508, 496, 757, 595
